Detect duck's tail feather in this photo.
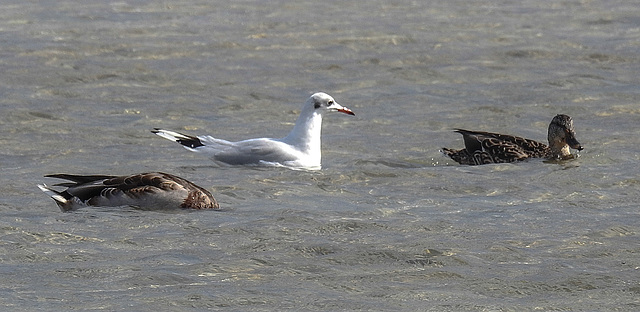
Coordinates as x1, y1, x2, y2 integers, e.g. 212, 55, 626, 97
37, 184, 75, 212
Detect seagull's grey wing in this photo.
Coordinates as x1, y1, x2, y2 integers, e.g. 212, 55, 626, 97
212, 138, 298, 165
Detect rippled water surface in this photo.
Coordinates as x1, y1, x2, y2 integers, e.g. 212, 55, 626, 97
1, 0, 640, 310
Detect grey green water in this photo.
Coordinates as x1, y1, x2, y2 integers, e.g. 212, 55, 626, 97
1, 0, 639, 310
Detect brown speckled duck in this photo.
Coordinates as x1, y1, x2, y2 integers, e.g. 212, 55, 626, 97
442, 114, 583, 165
38, 172, 219, 212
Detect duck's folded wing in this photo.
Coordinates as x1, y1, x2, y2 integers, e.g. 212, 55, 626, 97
44, 174, 117, 200
456, 129, 548, 156
44, 173, 171, 201
100, 172, 196, 194
480, 138, 530, 163
45, 174, 116, 187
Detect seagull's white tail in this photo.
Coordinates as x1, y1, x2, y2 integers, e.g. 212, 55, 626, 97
152, 129, 187, 142
151, 129, 204, 149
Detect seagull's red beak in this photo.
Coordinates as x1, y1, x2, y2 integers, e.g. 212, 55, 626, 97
337, 106, 355, 116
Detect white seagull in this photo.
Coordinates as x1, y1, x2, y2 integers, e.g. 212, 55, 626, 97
38, 172, 219, 212
152, 92, 355, 170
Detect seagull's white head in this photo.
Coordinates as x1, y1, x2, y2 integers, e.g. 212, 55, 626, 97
307, 92, 355, 116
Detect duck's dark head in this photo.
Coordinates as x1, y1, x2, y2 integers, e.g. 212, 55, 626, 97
548, 114, 583, 157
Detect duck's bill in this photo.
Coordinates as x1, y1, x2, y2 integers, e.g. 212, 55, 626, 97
567, 136, 583, 150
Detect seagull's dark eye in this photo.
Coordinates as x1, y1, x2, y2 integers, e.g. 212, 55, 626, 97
327, 100, 334, 106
